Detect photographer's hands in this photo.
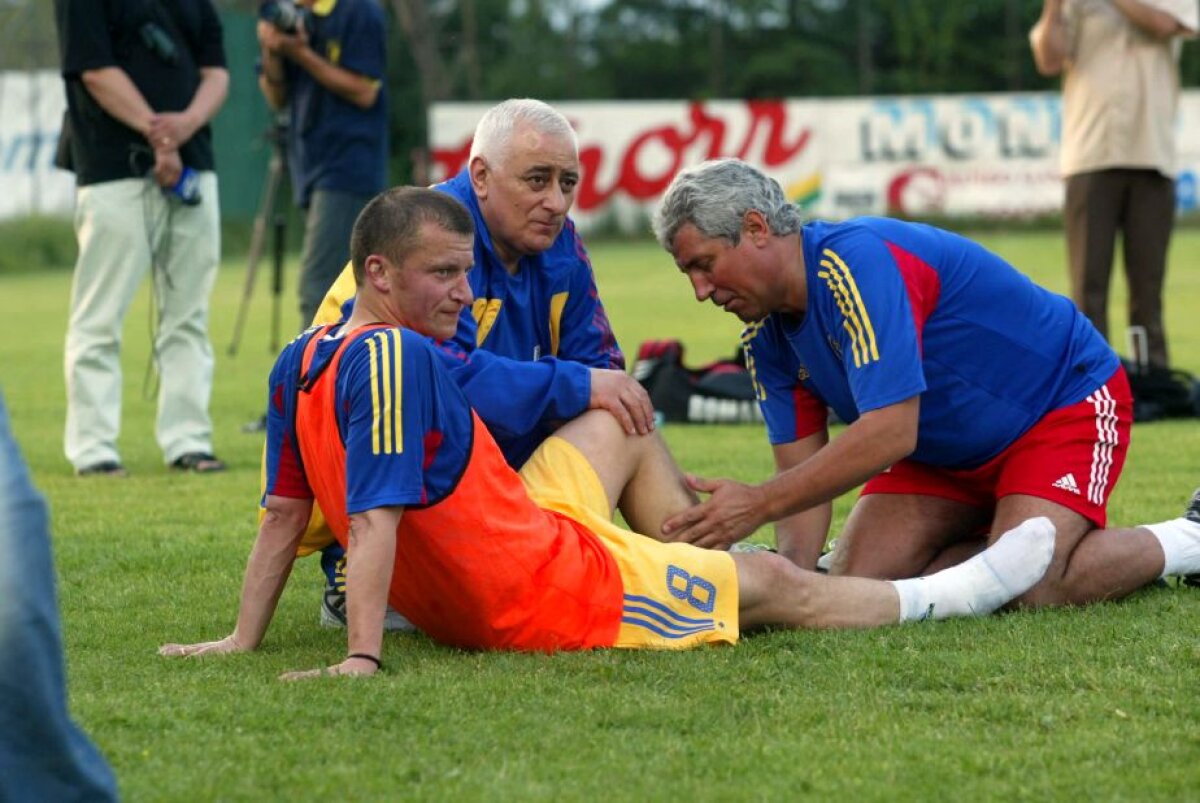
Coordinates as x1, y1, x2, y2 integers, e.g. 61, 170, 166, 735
257, 18, 309, 62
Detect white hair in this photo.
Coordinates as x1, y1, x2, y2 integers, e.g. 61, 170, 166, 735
469, 98, 578, 162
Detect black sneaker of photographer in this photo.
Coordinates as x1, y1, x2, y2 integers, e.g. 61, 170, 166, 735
76, 460, 128, 477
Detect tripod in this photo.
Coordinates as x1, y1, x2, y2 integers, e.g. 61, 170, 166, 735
229, 115, 290, 357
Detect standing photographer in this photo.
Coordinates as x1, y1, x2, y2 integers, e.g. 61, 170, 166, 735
54, 0, 229, 477
256, 0, 388, 325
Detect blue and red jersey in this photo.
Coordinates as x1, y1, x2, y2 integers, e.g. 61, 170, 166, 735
744, 218, 1119, 469
264, 323, 625, 650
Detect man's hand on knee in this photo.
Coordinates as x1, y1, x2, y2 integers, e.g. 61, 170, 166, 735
589, 368, 655, 436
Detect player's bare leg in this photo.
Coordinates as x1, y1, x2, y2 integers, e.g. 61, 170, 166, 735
991, 491, 1200, 607
832, 493, 990, 579
556, 410, 694, 533
737, 516, 1057, 629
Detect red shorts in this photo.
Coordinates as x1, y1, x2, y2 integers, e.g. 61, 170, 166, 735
863, 367, 1132, 528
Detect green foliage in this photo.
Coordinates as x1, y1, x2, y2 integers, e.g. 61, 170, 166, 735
0, 215, 76, 275
3, 230, 1200, 800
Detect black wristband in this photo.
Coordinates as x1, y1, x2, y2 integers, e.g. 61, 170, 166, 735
347, 652, 383, 670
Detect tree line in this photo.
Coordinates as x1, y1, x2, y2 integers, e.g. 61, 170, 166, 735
6, 0, 1198, 185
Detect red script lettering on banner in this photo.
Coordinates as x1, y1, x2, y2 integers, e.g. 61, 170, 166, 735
429, 100, 812, 213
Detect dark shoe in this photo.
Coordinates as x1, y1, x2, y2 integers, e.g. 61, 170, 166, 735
319, 551, 348, 628
1182, 488, 1200, 588
76, 460, 128, 477
170, 452, 226, 473
1185, 487, 1200, 526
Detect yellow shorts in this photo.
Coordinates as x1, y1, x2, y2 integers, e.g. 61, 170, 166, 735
520, 436, 739, 649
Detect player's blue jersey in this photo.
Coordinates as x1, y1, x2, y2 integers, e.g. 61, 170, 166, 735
744, 218, 1119, 469
265, 325, 474, 512
434, 170, 624, 467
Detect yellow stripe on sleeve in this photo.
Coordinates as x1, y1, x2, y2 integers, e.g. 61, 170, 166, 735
818, 265, 867, 367
379, 332, 393, 454
549, 291, 568, 357
820, 248, 880, 366
389, 329, 403, 454
367, 337, 382, 455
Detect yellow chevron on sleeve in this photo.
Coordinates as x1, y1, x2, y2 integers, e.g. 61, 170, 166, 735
472, 298, 503, 347
819, 248, 880, 366
549, 291, 568, 357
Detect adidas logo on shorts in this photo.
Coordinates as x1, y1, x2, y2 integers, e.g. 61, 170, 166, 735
1052, 473, 1081, 495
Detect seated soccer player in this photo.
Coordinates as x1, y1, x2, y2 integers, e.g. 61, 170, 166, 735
291, 99, 688, 630
160, 187, 1057, 677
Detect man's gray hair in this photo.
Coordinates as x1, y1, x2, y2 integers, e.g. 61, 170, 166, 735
652, 158, 803, 251
469, 98, 578, 161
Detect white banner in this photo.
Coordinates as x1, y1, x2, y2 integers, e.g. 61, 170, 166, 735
5, 79, 1199, 225
0, 70, 73, 218
431, 91, 1200, 233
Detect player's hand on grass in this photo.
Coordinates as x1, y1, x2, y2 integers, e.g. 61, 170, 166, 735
158, 635, 246, 658
589, 368, 655, 436
279, 656, 379, 682
660, 474, 767, 549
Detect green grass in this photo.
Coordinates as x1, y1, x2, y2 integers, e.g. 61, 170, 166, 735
2, 229, 1199, 801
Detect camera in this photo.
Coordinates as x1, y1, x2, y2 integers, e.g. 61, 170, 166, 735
260, 0, 313, 35
139, 22, 178, 66
163, 166, 202, 206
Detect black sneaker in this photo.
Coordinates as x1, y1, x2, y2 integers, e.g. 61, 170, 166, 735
1183, 488, 1200, 588
319, 552, 348, 628
1185, 487, 1200, 526
76, 460, 128, 477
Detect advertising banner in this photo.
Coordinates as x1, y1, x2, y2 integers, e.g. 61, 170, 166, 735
0, 70, 73, 218
431, 92, 1200, 233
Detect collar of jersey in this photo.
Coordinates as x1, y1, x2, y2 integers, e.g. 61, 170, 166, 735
312, 0, 337, 17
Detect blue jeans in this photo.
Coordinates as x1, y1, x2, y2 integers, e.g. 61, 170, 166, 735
0, 389, 118, 801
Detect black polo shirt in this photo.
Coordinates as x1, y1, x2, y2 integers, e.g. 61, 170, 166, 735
55, 0, 226, 186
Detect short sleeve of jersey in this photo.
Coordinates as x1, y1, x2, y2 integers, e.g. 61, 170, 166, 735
264, 335, 314, 500
57, 0, 115, 75
333, 1, 385, 81
811, 228, 926, 413
336, 329, 429, 514
743, 321, 827, 445
194, 0, 227, 68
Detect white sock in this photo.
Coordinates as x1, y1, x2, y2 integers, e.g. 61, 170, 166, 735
891, 517, 1057, 622
1144, 518, 1200, 577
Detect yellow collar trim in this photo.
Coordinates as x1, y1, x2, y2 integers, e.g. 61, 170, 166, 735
312, 0, 337, 17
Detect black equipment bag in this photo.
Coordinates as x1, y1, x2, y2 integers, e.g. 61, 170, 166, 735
632, 339, 762, 424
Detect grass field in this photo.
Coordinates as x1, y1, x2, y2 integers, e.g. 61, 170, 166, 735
2, 228, 1199, 801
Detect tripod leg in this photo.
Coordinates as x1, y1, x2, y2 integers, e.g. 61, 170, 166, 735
228, 150, 285, 356
270, 213, 286, 353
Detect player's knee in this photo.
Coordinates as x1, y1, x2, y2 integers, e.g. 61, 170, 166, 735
735, 551, 821, 628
